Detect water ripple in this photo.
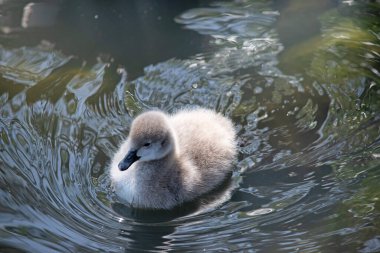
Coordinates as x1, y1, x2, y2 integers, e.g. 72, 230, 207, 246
1, 0, 380, 252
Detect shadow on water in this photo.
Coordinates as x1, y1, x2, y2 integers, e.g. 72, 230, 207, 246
274, 0, 338, 48
1, 0, 380, 252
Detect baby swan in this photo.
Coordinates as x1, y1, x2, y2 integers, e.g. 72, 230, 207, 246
110, 108, 236, 209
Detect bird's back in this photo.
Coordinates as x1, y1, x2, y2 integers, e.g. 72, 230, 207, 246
170, 109, 236, 187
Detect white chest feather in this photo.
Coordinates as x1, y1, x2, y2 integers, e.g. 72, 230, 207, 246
110, 163, 139, 204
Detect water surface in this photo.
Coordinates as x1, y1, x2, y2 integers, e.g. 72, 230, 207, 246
1, 0, 380, 252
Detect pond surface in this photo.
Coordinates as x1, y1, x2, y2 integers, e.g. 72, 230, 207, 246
1, 0, 380, 252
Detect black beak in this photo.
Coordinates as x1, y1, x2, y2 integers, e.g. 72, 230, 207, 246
118, 150, 140, 171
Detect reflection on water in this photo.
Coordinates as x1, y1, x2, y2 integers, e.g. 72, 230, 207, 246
0, 0, 212, 79
1, 0, 380, 252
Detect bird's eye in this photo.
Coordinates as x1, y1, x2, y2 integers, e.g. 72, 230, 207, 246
143, 143, 151, 147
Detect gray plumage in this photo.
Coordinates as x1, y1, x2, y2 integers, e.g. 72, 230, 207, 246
110, 108, 237, 209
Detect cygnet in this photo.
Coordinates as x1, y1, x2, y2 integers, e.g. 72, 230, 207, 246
110, 108, 237, 209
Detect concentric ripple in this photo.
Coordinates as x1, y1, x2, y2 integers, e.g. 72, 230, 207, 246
1, 0, 380, 252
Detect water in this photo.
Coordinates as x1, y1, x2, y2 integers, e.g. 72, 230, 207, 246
1, 0, 380, 252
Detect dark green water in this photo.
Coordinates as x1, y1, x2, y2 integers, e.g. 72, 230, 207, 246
1, 0, 380, 252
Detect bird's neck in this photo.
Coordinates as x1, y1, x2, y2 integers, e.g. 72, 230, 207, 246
141, 150, 177, 173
